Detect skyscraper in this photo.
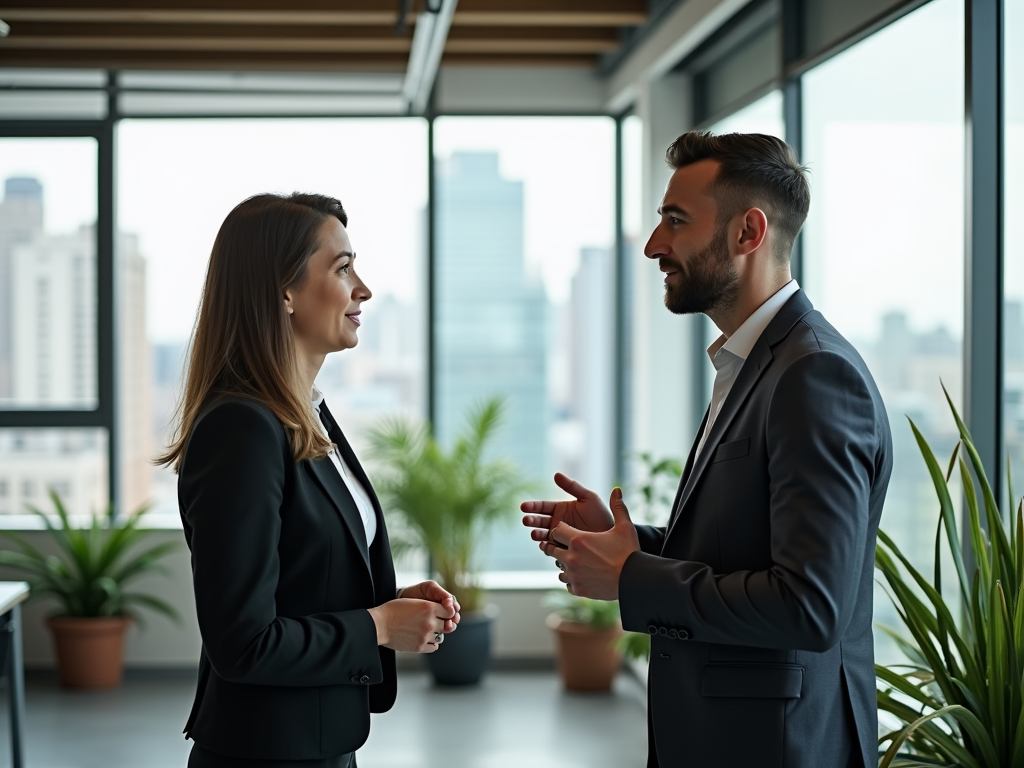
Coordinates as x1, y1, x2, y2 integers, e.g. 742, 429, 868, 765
435, 152, 548, 570
0, 177, 152, 517
0, 177, 44, 401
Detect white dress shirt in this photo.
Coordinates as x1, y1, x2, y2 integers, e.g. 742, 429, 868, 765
311, 387, 377, 548
695, 280, 801, 457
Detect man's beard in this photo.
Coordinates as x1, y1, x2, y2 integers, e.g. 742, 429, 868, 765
663, 224, 739, 316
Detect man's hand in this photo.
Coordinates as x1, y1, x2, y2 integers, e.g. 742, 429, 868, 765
396, 580, 460, 633
521, 473, 615, 545
541, 487, 640, 600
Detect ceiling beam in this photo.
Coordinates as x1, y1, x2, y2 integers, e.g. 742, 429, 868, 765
0, 9, 398, 25
0, 36, 412, 52
0, 2, 646, 27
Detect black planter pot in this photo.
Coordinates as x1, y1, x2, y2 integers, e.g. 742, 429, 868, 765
424, 605, 498, 686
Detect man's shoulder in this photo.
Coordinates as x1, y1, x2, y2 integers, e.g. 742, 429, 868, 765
776, 309, 864, 366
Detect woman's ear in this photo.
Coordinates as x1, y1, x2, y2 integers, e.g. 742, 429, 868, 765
283, 290, 295, 316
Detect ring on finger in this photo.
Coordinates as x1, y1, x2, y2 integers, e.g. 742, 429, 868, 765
434, 631, 442, 643
555, 560, 565, 572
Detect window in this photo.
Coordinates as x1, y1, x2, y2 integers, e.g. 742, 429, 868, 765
0, 138, 99, 410
433, 117, 616, 570
117, 118, 428, 521
0, 428, 108, 524
801, 0, 965, 664
1005, 0, 1024, 497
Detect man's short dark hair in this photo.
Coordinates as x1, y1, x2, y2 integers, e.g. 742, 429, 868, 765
666, 132, 810, 264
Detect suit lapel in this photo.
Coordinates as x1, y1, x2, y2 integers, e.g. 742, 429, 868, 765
663, 291, 814, 544
306, 457, 372, 574
306, 400, 376, 574
317, 401, 393, 585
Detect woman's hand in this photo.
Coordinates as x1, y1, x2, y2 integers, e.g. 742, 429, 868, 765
397, 580, 461, 633
367, 597, 456, 653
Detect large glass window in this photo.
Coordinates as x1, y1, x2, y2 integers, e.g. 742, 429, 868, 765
0, 428, 108, 524
802, 0, 965, 664
1005, 0, 1024, 500
117, 119, 428, 522
433, 117, 616, 570
0, 138, 98, 410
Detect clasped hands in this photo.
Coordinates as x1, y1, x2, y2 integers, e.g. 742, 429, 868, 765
367, 580, 460, 654
521, 472, 640, 600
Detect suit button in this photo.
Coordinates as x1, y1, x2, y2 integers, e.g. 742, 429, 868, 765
648, 625, 658, 635
359, 675, 371, 684
668, 629, 678, 639
658, 627, 668, 637
350, 675, 360, 683
678, 628, 691, 640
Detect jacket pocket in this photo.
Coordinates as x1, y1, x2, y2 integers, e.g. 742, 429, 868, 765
701, 663, 804, 699
712, 436, 750, 464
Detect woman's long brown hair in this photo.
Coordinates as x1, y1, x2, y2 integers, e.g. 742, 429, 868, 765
156, 193, 346, 472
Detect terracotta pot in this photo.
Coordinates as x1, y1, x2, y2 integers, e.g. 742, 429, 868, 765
46, 616, 132, 689
547, 614, 623, 692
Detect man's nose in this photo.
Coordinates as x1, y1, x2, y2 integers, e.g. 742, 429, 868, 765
643, 229, 665, 260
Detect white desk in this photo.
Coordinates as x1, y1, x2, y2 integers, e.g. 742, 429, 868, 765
0, 582, 28, 768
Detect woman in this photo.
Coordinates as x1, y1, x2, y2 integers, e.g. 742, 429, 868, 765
158, 193, 459, 767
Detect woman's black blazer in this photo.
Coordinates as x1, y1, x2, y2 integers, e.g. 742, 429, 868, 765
178, 395, 397, 761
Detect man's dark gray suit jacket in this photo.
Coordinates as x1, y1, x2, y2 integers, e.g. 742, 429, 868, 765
620, 290, 892, 768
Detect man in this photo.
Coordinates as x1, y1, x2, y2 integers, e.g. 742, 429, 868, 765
522, 132, 892, 768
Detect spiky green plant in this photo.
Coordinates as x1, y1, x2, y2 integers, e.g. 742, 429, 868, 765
366, 396, 534, 614
0, 491, 181, 625
875, 386, 1024, 767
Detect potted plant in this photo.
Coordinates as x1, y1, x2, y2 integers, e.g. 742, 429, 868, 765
544, 591, 623, 692
0, 491, 181, 689
874, 385, 1024, 767
367, 396, 533, 685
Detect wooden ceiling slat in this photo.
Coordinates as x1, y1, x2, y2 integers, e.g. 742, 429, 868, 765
0, 1, 646, 27
3, 22, 615, 42
0, 37, 615, 55
0, 36, 413, 53
0, 49, 410, 70
0, 49, 598, 70
5, 21, 412, 38
0, 9, 400, 25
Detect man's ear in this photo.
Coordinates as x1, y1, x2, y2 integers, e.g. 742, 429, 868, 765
736, 207, 769, 256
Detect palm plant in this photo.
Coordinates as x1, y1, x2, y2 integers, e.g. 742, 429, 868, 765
0, 491, 181, 624
875, 386, 1024, 767
367, 396, 533, 614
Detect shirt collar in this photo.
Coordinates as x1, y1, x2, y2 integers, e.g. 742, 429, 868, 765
311, 385, 325, 412
707, 280, 800, 364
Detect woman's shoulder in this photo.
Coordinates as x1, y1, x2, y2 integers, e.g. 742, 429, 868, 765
186, 395, 289, 457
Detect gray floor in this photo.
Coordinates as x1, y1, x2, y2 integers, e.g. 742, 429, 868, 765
0, 670, 647, 768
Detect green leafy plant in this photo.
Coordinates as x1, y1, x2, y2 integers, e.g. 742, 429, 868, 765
367, 396, 534, 614
0, 491, 181, 625
544, 590, 620, 629
629, 452, 684, 526
875, 385, 1024, 767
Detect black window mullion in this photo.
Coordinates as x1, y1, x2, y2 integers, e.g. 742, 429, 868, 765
964, 0, 1005, 507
